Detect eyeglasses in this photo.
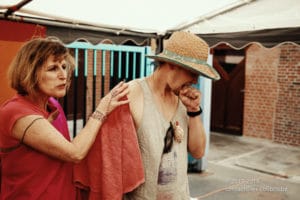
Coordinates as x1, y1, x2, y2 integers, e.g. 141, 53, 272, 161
163, 122, 174, 154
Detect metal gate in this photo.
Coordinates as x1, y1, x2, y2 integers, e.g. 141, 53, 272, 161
62, 42, 153, 137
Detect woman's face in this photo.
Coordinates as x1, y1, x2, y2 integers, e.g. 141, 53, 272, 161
37, 55, 68, 98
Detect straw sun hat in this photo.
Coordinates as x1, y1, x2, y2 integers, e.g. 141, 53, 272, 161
147, 31, 220, 80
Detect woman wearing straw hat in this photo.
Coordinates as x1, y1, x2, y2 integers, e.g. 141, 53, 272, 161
125, 31, 220, 199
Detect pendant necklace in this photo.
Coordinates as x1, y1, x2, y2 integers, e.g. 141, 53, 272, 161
173, 121, 184, 143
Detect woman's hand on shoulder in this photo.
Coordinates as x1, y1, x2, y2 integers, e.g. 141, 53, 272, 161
97, 81, 130, 115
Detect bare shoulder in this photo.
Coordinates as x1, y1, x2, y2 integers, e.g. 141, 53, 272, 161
128, 79, 142, 102
127, 79, 143, 129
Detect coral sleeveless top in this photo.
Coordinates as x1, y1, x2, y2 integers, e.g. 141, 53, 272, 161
0, 95, 76, 200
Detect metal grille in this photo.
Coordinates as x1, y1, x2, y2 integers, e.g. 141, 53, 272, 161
62, 42, 153, 137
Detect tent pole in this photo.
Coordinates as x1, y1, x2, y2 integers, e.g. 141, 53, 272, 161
0, 14, 158, 38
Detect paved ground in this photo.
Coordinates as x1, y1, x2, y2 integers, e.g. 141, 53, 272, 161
188, 132, 300, 200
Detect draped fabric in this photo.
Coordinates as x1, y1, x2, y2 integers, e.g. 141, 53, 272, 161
73, 101, 144, 200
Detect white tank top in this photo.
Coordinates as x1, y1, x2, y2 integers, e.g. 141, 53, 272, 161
125, 78, 190, 200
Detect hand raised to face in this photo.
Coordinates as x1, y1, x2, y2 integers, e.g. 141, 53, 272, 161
179, 86, 201, 112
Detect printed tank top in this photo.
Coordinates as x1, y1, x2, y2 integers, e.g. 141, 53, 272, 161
125, 78, 190, 200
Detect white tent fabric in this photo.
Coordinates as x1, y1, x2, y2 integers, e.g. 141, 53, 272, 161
184, 0, 300, 34
1, 0, 299, 35
0, 0, 236, 34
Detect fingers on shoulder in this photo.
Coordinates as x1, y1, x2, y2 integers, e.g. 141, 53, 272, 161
112, 80, 141, 106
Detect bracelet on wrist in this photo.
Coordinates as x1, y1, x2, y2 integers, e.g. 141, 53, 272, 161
187, 107, 202, 117
90, 110, 106, 122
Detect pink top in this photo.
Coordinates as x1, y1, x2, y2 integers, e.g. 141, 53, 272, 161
0, 95, 76, 200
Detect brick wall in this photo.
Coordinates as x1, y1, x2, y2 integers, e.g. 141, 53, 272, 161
86, 47, 112, 119
244, 44, 280, 139
274, 43, 300, 146
244, 43, 300, 146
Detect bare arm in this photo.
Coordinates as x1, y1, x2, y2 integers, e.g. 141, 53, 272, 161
179, 86, 206, 159
127, 80, 143, 130
187, 115, 206, 159
11, 81, 129, 163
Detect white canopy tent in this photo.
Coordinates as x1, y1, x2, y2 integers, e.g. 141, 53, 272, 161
1, 0, 299, 35
182, 0, 300, 34
0, 0, 239, 34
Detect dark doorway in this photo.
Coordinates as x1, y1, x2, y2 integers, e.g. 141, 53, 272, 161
210, 45, 245, 135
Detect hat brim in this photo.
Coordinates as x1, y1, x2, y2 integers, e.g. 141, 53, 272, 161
146, 54, 220, 80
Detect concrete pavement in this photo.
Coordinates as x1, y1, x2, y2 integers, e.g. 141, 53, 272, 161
188, 132, 300, 200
